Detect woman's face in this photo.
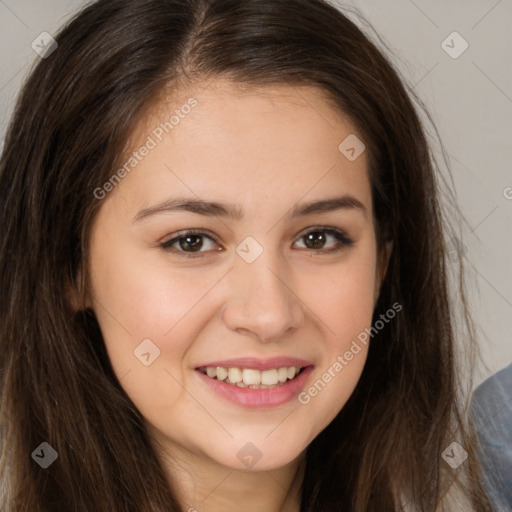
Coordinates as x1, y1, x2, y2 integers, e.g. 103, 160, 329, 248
87, 79, 387, 472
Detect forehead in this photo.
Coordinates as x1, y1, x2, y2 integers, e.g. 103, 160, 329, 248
104, 79, 372, 220
130, 78, 362, 159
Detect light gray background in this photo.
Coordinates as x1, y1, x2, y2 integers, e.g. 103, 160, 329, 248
0, 0, 510, 387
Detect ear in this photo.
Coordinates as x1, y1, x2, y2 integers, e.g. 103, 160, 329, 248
66, 266, 92, 312
374, 240, 393, 304
66, 285, 83, 312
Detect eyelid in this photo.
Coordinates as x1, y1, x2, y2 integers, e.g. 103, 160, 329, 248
160, 228, 218, 245
159, 228, 220, 255
296, 225, 353, 242
294, 226, 354, 251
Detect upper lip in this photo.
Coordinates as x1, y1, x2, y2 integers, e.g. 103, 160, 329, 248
195, 356, 314, 371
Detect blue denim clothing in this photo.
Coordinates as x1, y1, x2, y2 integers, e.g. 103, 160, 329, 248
470, 364, 512, 512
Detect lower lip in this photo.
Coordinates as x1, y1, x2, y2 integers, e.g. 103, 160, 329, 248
195, 366, 314, 408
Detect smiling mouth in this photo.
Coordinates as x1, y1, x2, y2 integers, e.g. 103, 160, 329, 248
197, 365, 306, 389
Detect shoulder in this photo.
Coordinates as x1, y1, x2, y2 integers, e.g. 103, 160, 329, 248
470, 363, 512, 430
470, 363, 512, 511
474, 363, 512, 393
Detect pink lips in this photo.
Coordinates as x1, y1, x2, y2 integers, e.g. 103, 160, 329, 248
194, 357, 315, 409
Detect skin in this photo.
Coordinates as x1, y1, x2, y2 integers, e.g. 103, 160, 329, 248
84, 79, 392, 512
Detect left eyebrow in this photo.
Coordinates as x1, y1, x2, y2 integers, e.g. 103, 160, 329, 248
132, 194, 368, 223
289, 195, 367, 219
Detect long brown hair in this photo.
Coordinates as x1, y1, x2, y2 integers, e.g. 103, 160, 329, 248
0, 0, 491, 510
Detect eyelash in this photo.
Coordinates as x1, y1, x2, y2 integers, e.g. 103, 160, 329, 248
159, 226, 354, 259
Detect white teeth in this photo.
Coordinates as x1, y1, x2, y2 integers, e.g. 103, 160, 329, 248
216, 366, 228, 381
227, 367, 243, 384
242, 368, 261, 386
261, 369, 279, 386
278, 367, 289, 383
201, 365, 303, 388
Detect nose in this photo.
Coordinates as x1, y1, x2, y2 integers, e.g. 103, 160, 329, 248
221, 248, 305, 343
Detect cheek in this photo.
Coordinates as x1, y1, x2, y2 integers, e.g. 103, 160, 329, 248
310, 246, 378, 343
87, 251, 209, 428
296, 249, 376, 429
299, 345, 368, 440
89, 236, 222, 344
88, 238, 228, 405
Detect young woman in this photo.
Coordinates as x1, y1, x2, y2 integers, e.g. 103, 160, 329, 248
0, 0, 492, 510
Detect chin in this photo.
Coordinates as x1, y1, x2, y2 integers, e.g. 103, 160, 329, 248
211, 440, 306, 472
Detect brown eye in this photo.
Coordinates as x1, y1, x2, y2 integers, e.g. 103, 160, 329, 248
295, 228, 354, 252
303, 231, 328, 249
177, 234, 204, 252
160, 230, 220, 257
